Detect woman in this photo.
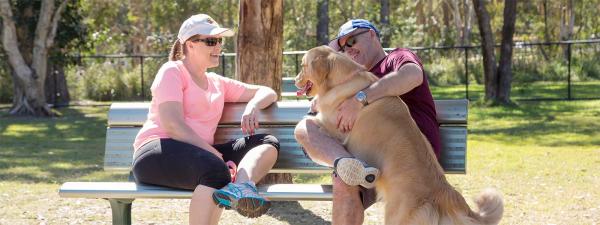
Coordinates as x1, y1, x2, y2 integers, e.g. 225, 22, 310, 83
132, 14, 280, 224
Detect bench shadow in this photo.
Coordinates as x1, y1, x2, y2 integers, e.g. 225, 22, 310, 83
266, 201, 331, 225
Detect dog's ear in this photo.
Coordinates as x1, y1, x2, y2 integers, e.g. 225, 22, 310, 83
310, 55, 330, 84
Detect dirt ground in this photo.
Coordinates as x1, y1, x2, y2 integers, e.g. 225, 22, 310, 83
0, 182, 385, 224
1, 180, 599, 224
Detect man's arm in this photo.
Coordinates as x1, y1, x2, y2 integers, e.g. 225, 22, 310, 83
363, 62, 423, 103
336, 63, 423, 132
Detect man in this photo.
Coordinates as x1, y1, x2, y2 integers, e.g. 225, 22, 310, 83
294, 19, 441, 224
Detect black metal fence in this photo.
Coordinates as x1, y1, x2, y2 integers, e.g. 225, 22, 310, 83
59, 39, 600, 102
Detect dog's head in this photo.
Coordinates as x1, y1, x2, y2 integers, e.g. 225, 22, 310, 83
295, 46, 365, 97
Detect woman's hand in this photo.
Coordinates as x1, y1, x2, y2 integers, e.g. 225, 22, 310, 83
337, 97, 362, 133
241, 103, 259, 135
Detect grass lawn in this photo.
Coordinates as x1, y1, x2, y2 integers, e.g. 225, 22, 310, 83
1, 100, 599, 224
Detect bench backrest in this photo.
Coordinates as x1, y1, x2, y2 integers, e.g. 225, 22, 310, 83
104, 100, 468, 174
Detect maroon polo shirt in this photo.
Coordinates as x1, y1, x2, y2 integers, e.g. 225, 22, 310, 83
369, 48, 441, 159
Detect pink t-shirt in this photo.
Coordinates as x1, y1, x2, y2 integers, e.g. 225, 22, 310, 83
133, 60, 250, 150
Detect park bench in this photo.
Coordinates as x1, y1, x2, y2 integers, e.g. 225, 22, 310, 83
59, 99, 468, 225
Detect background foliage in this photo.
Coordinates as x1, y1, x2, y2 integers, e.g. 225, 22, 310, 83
1, 0, 599, 102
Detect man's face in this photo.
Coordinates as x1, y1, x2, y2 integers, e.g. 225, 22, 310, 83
336, 29, 373, 67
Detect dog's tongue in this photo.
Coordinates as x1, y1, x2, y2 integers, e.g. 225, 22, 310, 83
296, 81, 313, 96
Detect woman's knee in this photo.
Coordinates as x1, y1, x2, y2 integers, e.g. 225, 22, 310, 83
260, 134, 280, 151
197, 162, 232, 189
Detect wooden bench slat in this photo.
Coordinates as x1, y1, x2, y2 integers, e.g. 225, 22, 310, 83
59, 182, 333, 201
104, 125, 466, 174
107, 100, 468, 127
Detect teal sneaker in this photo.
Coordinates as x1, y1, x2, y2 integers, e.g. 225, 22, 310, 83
212, 181, 271, 218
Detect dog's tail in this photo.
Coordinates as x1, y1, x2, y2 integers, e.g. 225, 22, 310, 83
470, 188, 504, 225
438, 186, 503, 225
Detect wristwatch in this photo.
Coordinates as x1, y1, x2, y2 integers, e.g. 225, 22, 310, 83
355, 90, 368, 106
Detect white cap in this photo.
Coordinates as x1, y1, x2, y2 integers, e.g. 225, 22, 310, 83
177, 14, 234, 42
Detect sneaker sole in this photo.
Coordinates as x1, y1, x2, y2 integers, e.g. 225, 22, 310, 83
212, 190, 271, 218
335, 157, 379, 189
236, 197, 271, 218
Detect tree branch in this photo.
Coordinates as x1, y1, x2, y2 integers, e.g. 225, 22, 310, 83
0, 0, 33, 81
47, 0, 69, 48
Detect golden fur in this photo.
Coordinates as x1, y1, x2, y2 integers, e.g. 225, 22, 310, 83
295, 46, 503, 225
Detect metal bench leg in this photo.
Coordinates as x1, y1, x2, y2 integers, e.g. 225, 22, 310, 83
106, 198, 134, 225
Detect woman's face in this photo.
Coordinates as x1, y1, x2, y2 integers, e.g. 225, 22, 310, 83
185, 35, 224, 68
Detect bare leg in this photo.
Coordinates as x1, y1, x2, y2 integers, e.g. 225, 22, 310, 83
190, 185, 223, 225
295, 118, 364, 224
332, 174, 365, 225
234, 144, 278, 184
294, 118, 352, 166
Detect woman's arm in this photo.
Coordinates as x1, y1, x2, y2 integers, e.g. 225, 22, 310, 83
158, 101, 223, 160
236, 85, 278, 135
237, 85, 278, 109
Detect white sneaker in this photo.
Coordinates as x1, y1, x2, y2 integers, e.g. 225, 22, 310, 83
333, 157, 379, 189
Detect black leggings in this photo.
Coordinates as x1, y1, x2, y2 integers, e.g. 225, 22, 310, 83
132, 134, 280, 190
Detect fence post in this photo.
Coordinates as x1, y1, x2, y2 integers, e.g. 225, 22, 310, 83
464, 47, 469, 100
295, 54, 299, 76
140, 56, 145, 100
567, 43, 572, 100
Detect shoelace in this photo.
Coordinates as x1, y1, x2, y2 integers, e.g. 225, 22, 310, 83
225, 183, 244, 197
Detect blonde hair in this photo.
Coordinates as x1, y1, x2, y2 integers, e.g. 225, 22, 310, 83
169, 40, 184, 61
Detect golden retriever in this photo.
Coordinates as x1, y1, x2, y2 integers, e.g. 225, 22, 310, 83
295, 46, 503, 225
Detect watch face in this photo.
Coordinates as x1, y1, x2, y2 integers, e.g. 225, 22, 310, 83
357, 92, 366, 100
356, 91, 367, 103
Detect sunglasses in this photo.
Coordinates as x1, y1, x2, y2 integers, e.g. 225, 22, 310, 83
190, 37, 223, 46
338, 29, 371, 52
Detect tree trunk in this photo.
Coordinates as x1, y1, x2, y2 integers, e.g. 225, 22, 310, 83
559, 0, 575, 59
447, 0, 457, 45
539, 0, 550, 61
462, 0, 474, 46
1, 0, 67, 116
237, 0, 291, 185
496, 0, 517, 103
45, 61, 70, 106
316, 0, 329, 46
379, 0, 390, 47
473, 0, 498, 101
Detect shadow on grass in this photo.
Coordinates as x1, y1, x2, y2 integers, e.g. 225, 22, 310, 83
0, 106, 120, 183
267, 201, 330, 225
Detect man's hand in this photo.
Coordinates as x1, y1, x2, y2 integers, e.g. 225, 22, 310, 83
241, 104, 259, 135
337, 97, 363, 133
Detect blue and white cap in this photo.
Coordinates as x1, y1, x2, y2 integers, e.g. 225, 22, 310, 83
328, 19, 380, 50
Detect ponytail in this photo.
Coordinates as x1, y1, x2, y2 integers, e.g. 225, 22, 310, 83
169, 40, 183, 61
